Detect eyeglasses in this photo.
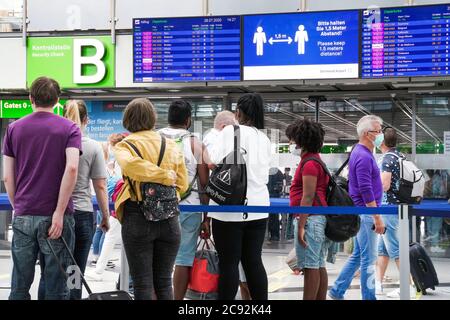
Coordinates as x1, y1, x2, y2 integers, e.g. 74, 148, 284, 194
368, 130, 382, 134
382, 126, 393, 133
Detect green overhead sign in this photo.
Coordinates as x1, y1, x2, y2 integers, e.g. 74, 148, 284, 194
0, 100, 66, 119
27, 36, 115, 89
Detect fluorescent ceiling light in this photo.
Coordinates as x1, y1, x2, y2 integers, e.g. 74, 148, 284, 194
392, 83, 435, 88
68, 89, 106, 94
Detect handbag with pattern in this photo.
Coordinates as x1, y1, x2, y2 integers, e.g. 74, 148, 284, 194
124, 136, 180, 222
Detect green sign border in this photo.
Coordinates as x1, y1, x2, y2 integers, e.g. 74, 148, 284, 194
0, 99, 66, 119
27, 36, 115, 89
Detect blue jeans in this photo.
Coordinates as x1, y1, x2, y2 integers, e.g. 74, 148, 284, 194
326, 240, 338, 264
92, 211, 105, 256
10, 215, 75, 300
329, 215, 377, 300
39, 211, 95, 300
426, 217, 443, 247
378, 215, 399, 260
69, 211, 95, 300
286, 214, 295, 239
294, 216, 327, 269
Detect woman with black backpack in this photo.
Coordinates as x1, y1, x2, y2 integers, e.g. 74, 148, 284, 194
205, 93, 272, 300
287, 119, 330, 300
113, 98, 189, 300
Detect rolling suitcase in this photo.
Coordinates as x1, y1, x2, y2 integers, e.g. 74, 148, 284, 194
46, 237, 133, 300
409, 242, 439, 295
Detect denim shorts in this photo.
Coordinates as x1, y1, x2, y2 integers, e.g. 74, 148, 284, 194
377, 215, 399, 259
294, 215, 327, 270
175, 212, 202, 267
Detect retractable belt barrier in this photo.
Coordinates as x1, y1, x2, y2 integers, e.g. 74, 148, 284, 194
177, 204, 398, 215
0, 194, 449, 300
0, 194, 448, 217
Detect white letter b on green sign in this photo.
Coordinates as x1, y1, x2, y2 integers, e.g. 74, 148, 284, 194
73, 39, 106, 84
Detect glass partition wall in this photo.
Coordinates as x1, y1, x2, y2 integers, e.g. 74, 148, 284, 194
0, 94, 448, 258
231, 93, 450, 257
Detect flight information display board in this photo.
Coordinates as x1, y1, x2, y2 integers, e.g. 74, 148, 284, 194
242, 10, 360, 81
133, 16, 241, 82
362, 4, 450, 78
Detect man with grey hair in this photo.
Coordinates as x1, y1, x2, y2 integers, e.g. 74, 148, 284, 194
329, 115, 385, 300
203, 111, 236, 153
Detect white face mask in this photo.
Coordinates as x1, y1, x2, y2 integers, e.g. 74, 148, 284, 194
289, 144, 301, 156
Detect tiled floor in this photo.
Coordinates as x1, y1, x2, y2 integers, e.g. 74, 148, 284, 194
1, 240, 449, 300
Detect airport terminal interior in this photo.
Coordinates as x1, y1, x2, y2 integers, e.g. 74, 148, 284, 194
0, 0, 450, 301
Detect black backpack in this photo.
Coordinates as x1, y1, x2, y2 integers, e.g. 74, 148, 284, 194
300, 157, 360, 242
206, 125, 248, 208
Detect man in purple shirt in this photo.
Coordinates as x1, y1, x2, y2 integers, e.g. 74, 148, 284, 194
2, 77, 82, 300
329, 115, 385, 300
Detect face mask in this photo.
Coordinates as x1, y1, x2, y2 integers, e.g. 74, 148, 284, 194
289, 144, 301, 156
374, 133, 384, 149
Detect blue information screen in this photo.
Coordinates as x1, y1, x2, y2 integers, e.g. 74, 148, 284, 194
362, 4, 450, 78
243, 11, 360, 80
133, 16, 241, 82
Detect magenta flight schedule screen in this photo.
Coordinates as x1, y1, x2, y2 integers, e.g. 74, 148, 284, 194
133, 16, 241, 82
362, 4, 450, 78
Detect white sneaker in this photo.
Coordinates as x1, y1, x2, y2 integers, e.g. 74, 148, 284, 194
375, 281, 384, 295
430, 246, 445, 253
84, 270, 104, 282
386, 286, 416, 299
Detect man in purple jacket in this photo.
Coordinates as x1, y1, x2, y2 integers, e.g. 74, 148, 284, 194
329, 115, 386, 300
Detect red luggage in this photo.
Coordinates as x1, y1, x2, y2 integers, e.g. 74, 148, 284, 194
185, 239, 219, 300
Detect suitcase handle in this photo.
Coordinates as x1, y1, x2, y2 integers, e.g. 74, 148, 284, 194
45, 236, 93, 295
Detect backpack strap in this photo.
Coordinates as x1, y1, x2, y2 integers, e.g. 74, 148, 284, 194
299, 157, 331, 207
385, 151, 405, 160
157, 135, 166, 167
300, 157, 333, 181
124, 136, 166, 166
124, 140, 143, 158
233, 125, 239, 164
123, 135, 167, 202
184, 133, 200, 194
384, 151, 404, 178
233, 125, 249, 219
123, 141, 140, 202
335, 144, 357, 177
162, 131, 199, 199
